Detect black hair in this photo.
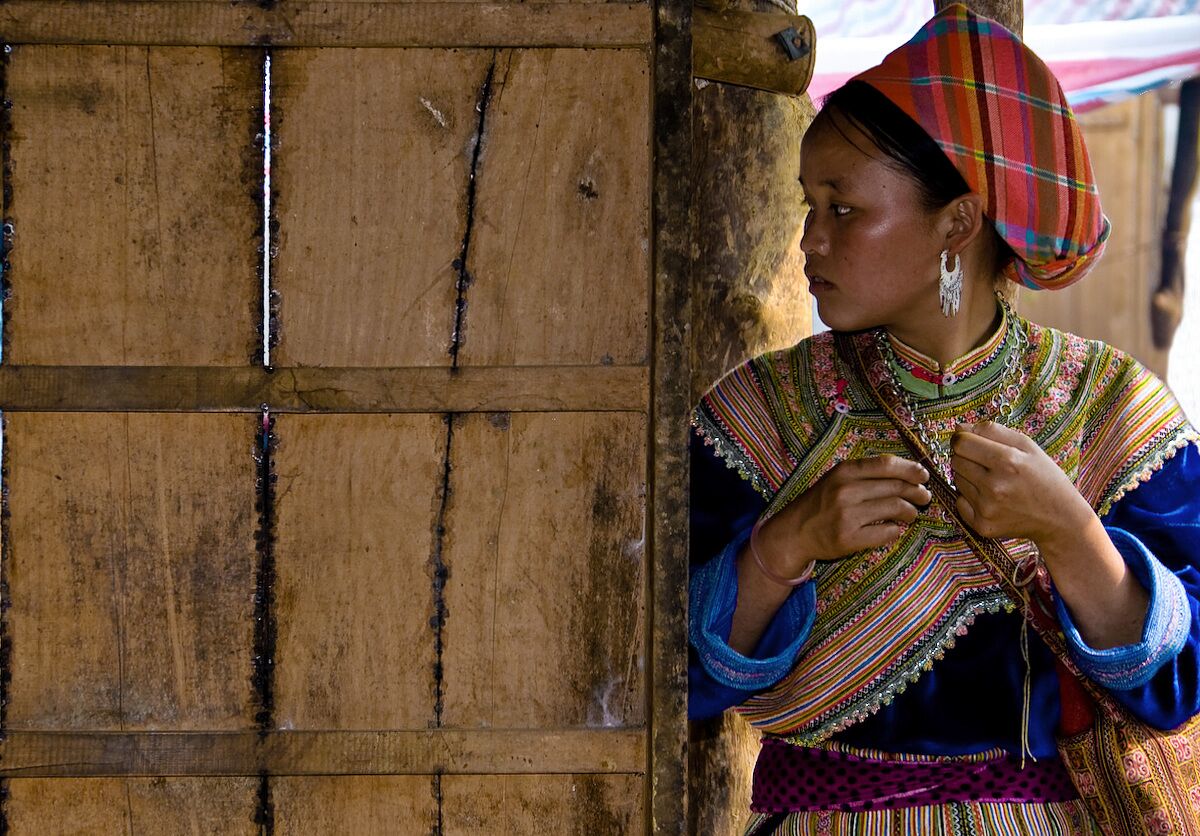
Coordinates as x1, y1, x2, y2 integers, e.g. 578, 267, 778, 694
815, 80, 970, 211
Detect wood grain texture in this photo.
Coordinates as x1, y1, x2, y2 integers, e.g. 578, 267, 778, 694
692, 8, 814, 96
274, 777, 436, 835
0, 729, 645, 776
273, 414, 443, 730
441, 413, 646, 728
442, 774, 643, 834
6, 46, 260, 365
272, 49, 492, 367
5, 413, 257, 730
5, 778, 258, 835
690, 82, 814, 400
0, 365, 648, 413
458, 49, 651, 366
0, 3, 653, 48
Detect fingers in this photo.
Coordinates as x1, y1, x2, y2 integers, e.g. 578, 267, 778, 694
955, 493, 978, 529
961, 420, 1033, 447
839, 477, 932, 506
851, 523, 907, 553
836, 454, 929, 485
845, 496, 923, 550
950, 454, 988, 488
865, 495, 921, 525
950, 428, 1004, 467
952, 421, 1037, 464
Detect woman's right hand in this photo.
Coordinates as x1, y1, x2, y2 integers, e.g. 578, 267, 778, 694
728, 455, 931, 654
755, 455, 932, 580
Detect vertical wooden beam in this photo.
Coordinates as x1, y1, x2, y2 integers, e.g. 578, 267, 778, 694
651, 0, 693, 830
686, 0, 813, 832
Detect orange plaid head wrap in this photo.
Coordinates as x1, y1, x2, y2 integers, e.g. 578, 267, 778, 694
852, 3, 1110, 290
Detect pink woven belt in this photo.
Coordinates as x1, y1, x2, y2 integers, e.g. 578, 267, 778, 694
751, 738, 1079, 813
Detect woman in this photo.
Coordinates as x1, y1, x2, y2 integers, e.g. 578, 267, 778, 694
689, 4, 1200, 833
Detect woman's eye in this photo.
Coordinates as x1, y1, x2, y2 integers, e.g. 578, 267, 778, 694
832, 203, 852, 216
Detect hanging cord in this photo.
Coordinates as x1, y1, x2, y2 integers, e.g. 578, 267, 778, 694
1011, 548, 1043, 769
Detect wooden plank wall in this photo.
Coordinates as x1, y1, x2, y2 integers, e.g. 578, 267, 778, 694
0, 2, 692, 832
1020, 94, 1167, 377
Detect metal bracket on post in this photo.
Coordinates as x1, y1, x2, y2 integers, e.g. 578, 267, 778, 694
692, 8, 816, 96
775, 26, 810, 62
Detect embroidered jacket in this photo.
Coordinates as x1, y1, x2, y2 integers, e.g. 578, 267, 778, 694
689, 314, 1200, 756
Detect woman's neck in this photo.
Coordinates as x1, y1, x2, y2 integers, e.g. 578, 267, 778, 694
886, 292, 1004, 367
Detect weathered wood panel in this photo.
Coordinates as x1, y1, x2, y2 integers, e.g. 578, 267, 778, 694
459, 49, 651, 367
5, 413, 257, 730
274, 777, 436, 835
0, 365, 648, 413
440, 412, 646, 729
272, 49, 493, 367
0, 3, 654, 48
0, 729, 646, 776
442, 775, 643, 833
5, 778, 258, 835
6, 46, 260, 365
1020, 94, 1167, 376
273, 414, 444, 729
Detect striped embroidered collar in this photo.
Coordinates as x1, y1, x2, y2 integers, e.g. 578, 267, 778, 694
883, 304, 1012, 400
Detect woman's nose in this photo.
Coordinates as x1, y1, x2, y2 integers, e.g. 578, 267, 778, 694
800, 211, 827, 256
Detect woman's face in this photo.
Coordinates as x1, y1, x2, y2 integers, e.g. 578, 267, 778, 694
799, 114, 949, 337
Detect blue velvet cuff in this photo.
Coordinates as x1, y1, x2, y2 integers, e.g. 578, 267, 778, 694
1055, 527, 1191, 690
688, 526, 816, 691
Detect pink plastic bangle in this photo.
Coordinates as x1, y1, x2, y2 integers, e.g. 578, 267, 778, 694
749, 517, 814, 587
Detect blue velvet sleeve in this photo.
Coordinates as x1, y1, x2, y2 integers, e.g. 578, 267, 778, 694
1079, 442, 1200, 729
688, 433, 818, 720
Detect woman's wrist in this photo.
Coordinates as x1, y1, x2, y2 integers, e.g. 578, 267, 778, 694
1030, 494, 1103, 565
749, 516, 816, 587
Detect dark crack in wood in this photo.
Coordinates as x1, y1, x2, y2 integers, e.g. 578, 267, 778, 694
449, 55, 496, 369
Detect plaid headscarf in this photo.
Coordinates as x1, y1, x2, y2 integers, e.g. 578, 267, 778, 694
852, 4, 1110, 290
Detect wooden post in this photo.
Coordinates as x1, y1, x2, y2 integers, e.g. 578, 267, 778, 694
687, 0, 812, 831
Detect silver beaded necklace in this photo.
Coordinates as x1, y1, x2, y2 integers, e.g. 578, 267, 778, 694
871, 299, 1028, 484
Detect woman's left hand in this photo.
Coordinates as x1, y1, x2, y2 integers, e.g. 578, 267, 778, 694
950, 421, 1094, 548
951, 421, 1150, 648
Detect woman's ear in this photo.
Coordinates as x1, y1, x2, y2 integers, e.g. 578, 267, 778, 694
941, 193, 986, 257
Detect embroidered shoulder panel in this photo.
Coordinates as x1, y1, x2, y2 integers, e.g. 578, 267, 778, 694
692, 335, 838, 499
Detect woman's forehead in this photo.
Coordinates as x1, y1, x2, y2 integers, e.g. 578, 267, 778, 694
800, 115, 894, 185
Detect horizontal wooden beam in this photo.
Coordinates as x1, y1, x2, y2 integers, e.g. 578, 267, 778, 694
0, 1, 653, 48
693, 7, 814, 97
0, 365, 648, 413
0, 729, 646, 777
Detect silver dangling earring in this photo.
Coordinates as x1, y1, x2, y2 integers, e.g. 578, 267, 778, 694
939, 249, 963, 317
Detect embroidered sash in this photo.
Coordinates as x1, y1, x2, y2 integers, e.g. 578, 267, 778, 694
693, 320, 1197, 740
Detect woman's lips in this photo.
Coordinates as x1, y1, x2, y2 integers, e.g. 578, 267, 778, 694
807, 275, 833, 293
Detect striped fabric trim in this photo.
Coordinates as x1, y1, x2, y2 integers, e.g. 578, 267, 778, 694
695, 317, 1195, 740
745, 799, 1102, 835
